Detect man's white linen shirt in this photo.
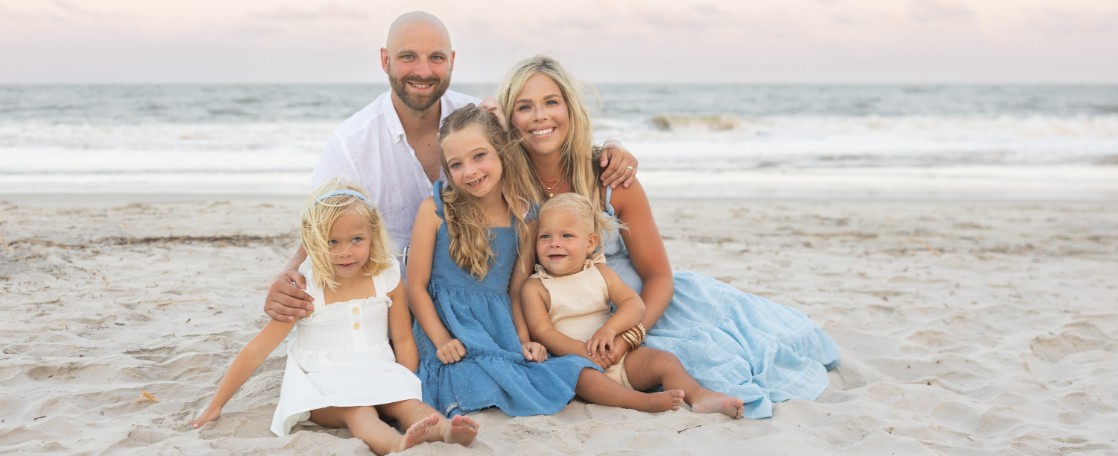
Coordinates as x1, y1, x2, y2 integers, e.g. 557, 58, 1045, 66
311, 89, 478, 253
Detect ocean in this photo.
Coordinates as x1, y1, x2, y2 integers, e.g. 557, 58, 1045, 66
2, 84, 1116, 199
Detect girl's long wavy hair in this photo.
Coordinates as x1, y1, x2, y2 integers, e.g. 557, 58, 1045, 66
301, 179, 394, 291
438, 104, 536, 279
495, 55, 603, 212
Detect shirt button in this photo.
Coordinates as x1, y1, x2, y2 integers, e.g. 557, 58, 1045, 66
351, 306, 359, 314
352, 322, 361, 330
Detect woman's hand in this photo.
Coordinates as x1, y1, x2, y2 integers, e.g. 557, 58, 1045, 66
189, 406, 221, 429
436, 339, 467, 364
522, 341, 549, 363
604, 334, 631, 365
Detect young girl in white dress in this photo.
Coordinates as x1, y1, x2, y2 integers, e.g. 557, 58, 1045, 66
522, 193, 744, 418
190, 179, 479, 455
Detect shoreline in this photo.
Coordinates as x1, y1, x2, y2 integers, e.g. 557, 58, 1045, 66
2, 165, 1116, 204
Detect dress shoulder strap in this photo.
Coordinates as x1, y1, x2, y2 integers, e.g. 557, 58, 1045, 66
603, 186, 617, 217
433, 180, 447, 220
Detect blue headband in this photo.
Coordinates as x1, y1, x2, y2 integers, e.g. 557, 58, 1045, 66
316, 189, 370, 204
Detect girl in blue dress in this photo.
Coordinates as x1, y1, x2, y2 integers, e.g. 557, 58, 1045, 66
406, 104, 686, 417
495, 55, 841, 419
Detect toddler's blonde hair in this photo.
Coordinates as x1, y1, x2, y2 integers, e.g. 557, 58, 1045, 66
538, 192, 620, 255
300, 179, 394, 290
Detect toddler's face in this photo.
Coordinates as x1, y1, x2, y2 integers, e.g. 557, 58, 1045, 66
327, 210, 372, 282
536, 207, 596, 277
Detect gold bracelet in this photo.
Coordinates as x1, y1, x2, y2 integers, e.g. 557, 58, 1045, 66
621, 331, 638, 349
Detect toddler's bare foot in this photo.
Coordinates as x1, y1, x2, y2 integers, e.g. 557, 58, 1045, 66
691, 390, 745, 419
444, 415, 479, 447
396, 413, 438, 452
644, 389, 685, 412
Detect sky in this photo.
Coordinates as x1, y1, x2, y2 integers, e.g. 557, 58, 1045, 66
1, 0, 1116, 84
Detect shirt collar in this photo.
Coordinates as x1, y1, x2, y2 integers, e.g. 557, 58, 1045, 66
381, 90, 457, 144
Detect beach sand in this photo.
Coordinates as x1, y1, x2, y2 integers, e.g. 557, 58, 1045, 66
2, 194, 1116, 455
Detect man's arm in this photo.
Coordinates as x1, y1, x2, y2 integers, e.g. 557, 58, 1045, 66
263, 245, 314, 322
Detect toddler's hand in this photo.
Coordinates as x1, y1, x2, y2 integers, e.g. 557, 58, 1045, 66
190, 407, 221, 429
586, 327, 617, 359
437, 339, 467, 364
522, 342, 549, 362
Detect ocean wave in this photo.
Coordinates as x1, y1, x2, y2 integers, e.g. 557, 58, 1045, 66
650, 114, 743, 132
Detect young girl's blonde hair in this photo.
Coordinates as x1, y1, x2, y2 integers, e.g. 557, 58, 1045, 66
438, 104, 537, 279
301, 179, 394, 290
496, 55, 603, 212
538, 192, 620, 255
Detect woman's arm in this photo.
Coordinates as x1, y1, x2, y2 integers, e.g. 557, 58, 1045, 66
387, 280, 418, 372
609, 178, 675, 330
406, 198, 466, 364
190, 319, 294, 428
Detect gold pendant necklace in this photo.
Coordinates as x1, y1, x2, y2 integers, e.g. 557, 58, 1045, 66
540, 176, 564, 198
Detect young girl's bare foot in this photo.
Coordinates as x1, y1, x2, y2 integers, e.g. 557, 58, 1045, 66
444, 415, 479, 447
690, 390, 745, 419
396, 413, 438, 452
643, 389, 685, 412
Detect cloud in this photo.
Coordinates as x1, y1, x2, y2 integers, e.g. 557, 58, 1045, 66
907, 0, 974, 24
249, 3, 369, 23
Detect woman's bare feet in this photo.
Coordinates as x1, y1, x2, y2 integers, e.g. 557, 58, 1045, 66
690, 390, 745, 419
444, 415, 479, 447
643, 389, 686, 412
395, 413, 438, 453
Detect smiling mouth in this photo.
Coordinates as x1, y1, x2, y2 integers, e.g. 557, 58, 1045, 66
465, 175, 486, 187
531, 127, 554, 137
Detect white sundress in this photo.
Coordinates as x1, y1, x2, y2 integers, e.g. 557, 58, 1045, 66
270, 258, 422, 436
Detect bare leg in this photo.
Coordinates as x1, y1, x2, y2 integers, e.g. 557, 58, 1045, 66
576, 368, 684, 412
378, 399, 479, 447
309, 406, 420, 455
624, 347, 744, 419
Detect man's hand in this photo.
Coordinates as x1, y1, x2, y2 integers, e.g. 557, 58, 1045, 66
264, 270, 314, 322
599, 140, 637, 189
479, 96, 508, 131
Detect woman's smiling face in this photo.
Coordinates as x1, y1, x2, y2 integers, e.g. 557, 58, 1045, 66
510, 73, 569, 157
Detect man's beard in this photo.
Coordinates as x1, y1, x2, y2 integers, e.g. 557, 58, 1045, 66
388, 72, 450, 112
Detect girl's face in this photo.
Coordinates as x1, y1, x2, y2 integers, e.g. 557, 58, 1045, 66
328, 209, 373, 282
510, 73, 569, 157
443, 124, 503, 199
535, 207, 597, 277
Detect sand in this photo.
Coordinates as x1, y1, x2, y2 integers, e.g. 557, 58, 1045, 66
2, 193, 1116, 455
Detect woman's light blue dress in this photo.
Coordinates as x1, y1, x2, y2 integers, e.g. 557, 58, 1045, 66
414, 182, 599, 417
602, 187, 840, 419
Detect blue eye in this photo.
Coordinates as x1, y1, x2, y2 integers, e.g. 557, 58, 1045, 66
328, 240, 338, 247
352, 237, 363, 244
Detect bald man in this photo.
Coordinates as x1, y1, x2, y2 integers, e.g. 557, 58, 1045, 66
264, 11, 635, 321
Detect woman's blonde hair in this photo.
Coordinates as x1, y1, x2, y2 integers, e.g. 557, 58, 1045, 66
496, 55, 602, 211
538, 192, 620, 255
438, 104, 536, 279
300, 179, 394, 290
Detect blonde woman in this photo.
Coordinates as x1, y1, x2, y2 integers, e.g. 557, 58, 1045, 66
494, 55, 841, 419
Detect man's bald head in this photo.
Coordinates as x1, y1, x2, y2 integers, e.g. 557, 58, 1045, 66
381, 11, 455, 113
386, 11, 452, 50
